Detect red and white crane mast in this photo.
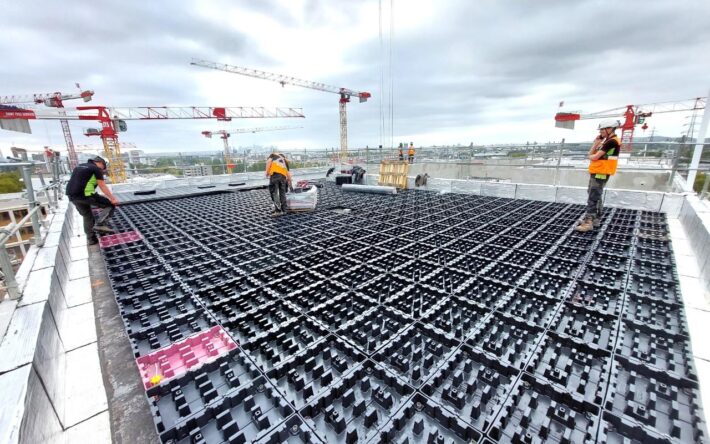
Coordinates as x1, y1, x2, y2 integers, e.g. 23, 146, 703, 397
201, 126, 301, 173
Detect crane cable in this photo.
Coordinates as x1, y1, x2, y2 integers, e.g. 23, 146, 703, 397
389, 0, 395, 152
379, 0, 395, 152
378, 0, 384, 150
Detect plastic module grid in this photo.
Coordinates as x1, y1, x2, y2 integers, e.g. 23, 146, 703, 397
519, 271, 572, 299
604, 356, 706, 443
481, 262, 529, 286
567, 281, 624, 317
526, 331, 611, 406
381, 283, 448, 320
376, 392, 482, 443
468, 312, 544, 371
497, 289, 560, 328
617, 320, 696, 381
373, 321, 457, 387
488, 373, 599, 443
423, 343, 519, 432
155, 376, 294, 444
221, 301, 300, 345
147, 348, 261, 433
97, 185, 704, 443
456, 276, 513, 309
130, 310, 217, 357
355, 273, 413, 303
336, 305, 411, 357
268, 335, 366, 409
299, 361, 414, 443
420, 295, 489, 340
551, 303, 619, 353
624, 297, 687, 336
242, 316, 329, 372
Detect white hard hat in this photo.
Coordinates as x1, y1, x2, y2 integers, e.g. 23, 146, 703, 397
598, 119, 620, 130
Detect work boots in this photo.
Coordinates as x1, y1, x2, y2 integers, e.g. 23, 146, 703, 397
575, 216, 594, 232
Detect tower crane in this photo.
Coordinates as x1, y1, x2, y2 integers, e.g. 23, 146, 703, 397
0, 105, 305, 183
0, 89, 95, 169
201, 126, 302, 173
190, 59, 371, 157
555, 97, 707, 152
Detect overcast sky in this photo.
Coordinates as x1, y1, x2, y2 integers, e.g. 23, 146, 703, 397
1, 0, 709, 156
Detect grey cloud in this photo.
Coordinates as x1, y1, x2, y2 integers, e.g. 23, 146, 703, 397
2, 0, 710, 152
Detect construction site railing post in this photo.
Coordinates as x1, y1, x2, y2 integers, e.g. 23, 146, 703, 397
20, 165, 44, 247
701, 173, 710, 200
0, 241, 19, 300
0, 205, 42, 300
0, 158, 58, 300
51, 155, 61, 207
553, 138, 565, 186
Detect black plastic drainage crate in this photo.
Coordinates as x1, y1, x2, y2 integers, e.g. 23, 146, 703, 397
97, 184, 706, 443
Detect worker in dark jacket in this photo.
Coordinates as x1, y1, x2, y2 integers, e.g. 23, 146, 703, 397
265, 152, 293, 216
65, 156, 120, 245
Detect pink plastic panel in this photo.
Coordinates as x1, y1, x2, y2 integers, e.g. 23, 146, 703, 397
135, 325, 238, 389
99, 230, 144, 248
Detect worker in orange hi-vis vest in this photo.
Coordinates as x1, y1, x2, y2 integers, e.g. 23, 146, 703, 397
265, 152, 293, 217
576, 119, 621, 232
408, 142, 415, 164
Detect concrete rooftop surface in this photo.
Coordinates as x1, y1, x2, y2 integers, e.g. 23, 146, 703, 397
1, 172, 710, 444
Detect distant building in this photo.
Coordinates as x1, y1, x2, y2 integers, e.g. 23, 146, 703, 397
128, 150, 146, 164
182, 164, 212, 177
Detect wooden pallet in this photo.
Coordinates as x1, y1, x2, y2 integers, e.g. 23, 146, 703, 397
378, 160, 409, 189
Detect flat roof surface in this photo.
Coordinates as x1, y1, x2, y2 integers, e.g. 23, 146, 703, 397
97, 183, 707, 443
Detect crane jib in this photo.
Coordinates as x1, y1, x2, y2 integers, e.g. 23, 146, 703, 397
0, 108, 36, 119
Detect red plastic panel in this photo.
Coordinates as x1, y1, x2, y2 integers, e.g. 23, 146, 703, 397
99, 230, 144, 248
135, 325, 238, 389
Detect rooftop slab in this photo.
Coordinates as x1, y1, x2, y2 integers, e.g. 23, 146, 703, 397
93, 182, 709, 443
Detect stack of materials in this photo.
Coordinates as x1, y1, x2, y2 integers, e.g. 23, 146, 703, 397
286, 185, 318, 211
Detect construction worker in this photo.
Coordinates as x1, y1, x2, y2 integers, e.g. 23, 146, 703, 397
398, 143, 404, 161
576, 119, 621, 232
65, 156, 119, 245
408, 142, 415, 164
265, 151, 293, 216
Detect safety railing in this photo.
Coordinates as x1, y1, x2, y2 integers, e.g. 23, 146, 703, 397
0, 156, 64, 300
109, 141, 708, 190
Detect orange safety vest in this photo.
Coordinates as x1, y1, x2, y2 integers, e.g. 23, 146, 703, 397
588, 135, 619, 176
267, 155, 289, 177
408, 147, 415, 156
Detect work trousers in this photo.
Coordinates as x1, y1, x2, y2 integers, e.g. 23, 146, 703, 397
70, 194, 115, 237
585, 175, 607, 220
269, 173, 288, 212
408, 155, 414, 164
